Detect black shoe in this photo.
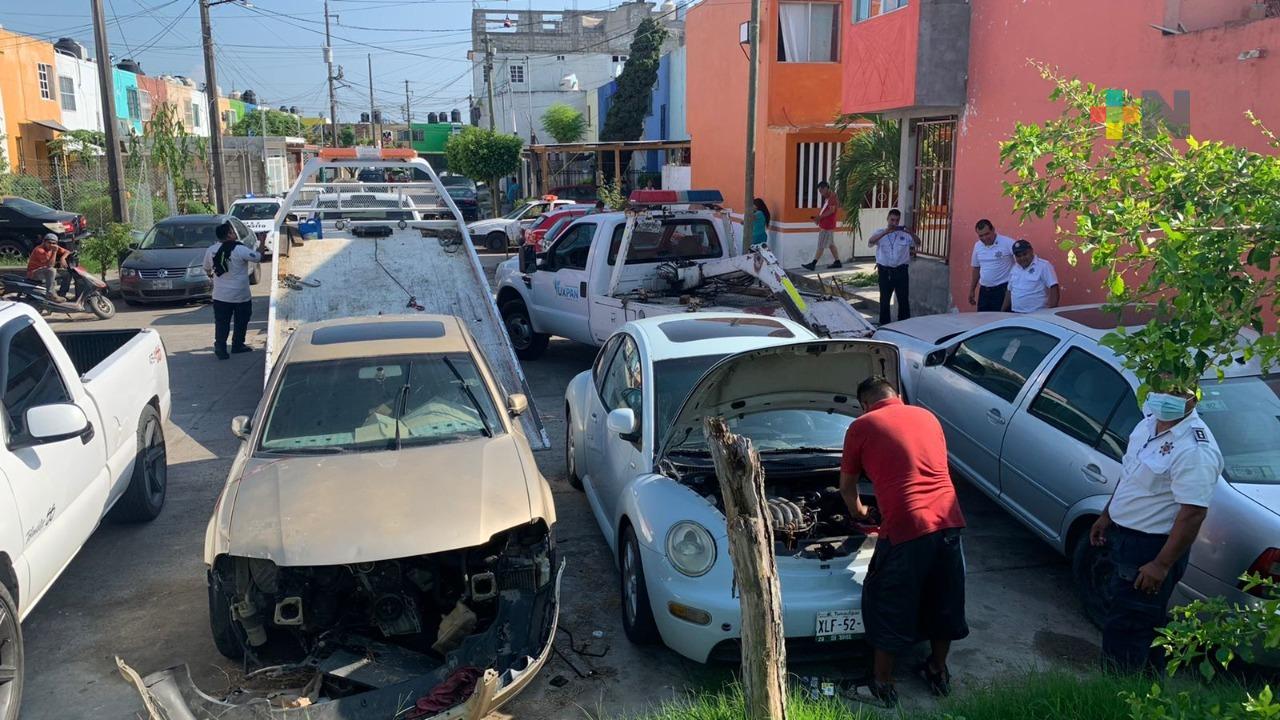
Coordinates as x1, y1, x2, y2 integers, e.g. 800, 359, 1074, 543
916, 660, 951, 697
231, 345, 254, 354
828, 260, 843, 269
214, 347, 230, 360
801, 261, 817, 271
868, 681, 899, 708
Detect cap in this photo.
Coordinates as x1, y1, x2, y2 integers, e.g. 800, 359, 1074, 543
43, 233, 59, 242
1012, 239, 1033, 254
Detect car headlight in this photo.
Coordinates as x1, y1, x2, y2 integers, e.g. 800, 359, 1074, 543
120, 267, 139, 278
666, 521, 716, 577
187, 266, 207, 278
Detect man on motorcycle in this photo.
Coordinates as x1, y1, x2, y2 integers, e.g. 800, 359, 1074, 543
27, 234, 71, 298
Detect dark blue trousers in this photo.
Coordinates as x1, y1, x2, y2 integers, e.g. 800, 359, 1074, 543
1101, 524, 1189, 673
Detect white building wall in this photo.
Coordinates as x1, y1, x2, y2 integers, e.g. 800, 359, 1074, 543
53, 54, 104, 133
475, 52, 623, 140
189, 89, 210, 138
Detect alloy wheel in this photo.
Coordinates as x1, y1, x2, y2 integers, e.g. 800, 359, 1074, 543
0, 601, 20, 717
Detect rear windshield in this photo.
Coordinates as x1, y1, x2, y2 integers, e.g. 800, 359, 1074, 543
1, 197, 58, 216
230, 202, 279, 221
608, 218, 722, 265
1198, 375, 1280, 485
315, 197, 412, 221
141, 223, 217, 249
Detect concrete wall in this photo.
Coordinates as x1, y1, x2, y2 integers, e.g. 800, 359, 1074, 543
667, 44, 688, 141
914, 0, 970, 107
54, 54, 104, 134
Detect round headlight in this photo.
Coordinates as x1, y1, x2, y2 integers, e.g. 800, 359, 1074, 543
666, 521, 716, 577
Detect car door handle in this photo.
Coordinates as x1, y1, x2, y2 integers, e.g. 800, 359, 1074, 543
580, 281, 587, 297
986, 408, 1005, 425
1081, 463, 1108, 484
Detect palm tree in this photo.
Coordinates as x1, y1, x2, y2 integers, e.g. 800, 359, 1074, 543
830, 114, 901, 239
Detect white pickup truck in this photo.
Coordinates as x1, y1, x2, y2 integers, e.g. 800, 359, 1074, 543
0, 303, 170, 717
493, 190, 875, 359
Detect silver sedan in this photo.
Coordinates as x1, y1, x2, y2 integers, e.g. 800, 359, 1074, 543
874, 306, 1279, 632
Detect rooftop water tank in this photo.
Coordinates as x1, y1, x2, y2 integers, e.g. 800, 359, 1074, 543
54, 38, 88, 60
116, 58, 143, 75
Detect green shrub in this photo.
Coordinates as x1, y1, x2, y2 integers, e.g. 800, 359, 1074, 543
78, 223, 133, 278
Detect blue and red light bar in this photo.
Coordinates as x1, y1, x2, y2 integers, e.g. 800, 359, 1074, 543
628, 189, 724, 206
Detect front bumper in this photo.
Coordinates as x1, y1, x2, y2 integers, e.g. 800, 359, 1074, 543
641, 538, 875, 663
120, 275, 212, 302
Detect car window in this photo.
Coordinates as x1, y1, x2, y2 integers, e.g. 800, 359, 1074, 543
945, 327, 1059, 403
607, 219, 722, 265
1098, 392, 1142, 462
1195, 375, 1280, 484
4, 324, 71, 439
593, 336, 621, 395
1028, 348, 1134, 451
549, 223, 595, 271
599, 335, 642, 417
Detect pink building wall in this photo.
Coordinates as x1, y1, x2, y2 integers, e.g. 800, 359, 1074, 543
840, 2, 919, 112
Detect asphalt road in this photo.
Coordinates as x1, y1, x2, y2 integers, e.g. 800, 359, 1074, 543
20, 254, 1102, 719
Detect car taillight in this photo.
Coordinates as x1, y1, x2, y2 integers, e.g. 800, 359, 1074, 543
1243, 547, 1280, 597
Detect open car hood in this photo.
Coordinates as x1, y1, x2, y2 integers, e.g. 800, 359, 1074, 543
227, 435, 536, 566
656, 340, 901, 462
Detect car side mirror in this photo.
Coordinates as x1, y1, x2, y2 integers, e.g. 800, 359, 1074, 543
607, 407, 640, 441
924, 348, 947, 367
231, 415, 251, 440
507, 393, 529, 417
518, 244, 537, 274
127, 242, 140, 251
16, 403, 91, 448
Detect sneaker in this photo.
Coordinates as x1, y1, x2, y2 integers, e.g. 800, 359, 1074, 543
214, 347, 230, 360
231, 345, 254, 354
828, 260, 843, 269
916, 660, 952, 697
801, 261, 817, 271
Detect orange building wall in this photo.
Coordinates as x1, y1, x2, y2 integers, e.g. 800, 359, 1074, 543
0, 29, 63, 171
840, 2, 919, 113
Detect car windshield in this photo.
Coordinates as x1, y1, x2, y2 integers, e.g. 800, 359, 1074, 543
230, 202, 278, 221
259, 353, 502, 454
504, 202, 541, 220
446, 187, 476, 199
1197, 374, 1280, 485
2, 197, 58, 216
141, 223, 218, 249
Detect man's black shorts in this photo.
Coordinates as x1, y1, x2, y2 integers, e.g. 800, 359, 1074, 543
862, 527, 969, 655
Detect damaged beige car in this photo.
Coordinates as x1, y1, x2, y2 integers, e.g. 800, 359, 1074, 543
133, 316, 560, 718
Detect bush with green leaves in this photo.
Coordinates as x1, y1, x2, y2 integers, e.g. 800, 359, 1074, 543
444, 127, 523, 216
597, 180, 625, 210
541, 103, 587, 144
0, 174, 54, 205
231, 109, 301, 137
831, 114, 900, 238
78, 223, 134, 278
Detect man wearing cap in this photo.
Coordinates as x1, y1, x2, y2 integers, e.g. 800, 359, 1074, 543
968, 219, 1015, 311
1090, 387, 1223, 672
26, 233, 72, 298
1002, 239, 1060, 313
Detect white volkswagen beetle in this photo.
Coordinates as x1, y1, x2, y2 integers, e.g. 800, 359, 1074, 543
564, 312, 901, 662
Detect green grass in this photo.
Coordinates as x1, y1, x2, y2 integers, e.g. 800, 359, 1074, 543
836, 271, 879, 288
628, 671, 1255, 720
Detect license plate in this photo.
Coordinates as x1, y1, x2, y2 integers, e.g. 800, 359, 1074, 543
814, 610, 863, 643
150, 279, 173, 290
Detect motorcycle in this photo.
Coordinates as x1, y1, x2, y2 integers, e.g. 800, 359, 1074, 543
1, 252, 116, 320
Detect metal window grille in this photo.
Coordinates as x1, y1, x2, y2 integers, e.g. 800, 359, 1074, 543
126, 88, 141, 121
38, 64, 52, 100
509, 64, 525, 84
910, 117, 957, 260
58, 76, 76, 111
794, 140, 840, 209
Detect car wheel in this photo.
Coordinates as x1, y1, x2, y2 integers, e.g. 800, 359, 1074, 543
207, 571, 245, 660
107, 406, 167, 523
620, 525, 660, 645
565, 406, 583, 490
1071, 528, 1112, 630
486, 232, 507, 252
0, 581, 23, 720
88, 293, 115, 320
501, 300, 549, 360
0, 241, 26, 269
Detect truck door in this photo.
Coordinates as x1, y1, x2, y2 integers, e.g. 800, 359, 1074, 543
0, 319, 109, 601
528, 221, 594, 342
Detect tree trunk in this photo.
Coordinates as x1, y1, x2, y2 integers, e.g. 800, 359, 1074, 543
704, 417, 788, 720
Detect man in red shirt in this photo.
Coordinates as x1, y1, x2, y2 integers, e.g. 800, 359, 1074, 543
840, 376, 968, 707
27, 233, 71, 298
801, 181, 841, 271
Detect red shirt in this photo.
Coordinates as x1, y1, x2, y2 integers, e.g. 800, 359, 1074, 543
817, 193, 837, 230
840, 397, 965, 543
26, 244, 67, 277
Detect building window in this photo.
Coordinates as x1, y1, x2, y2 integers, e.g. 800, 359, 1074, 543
778, 2, 839, 62
794, 140, 840, 209
556, 55, 566, 61
189, 101, 203, 128
137, 89, 152, 122
38, 64, 53, 100
411, 129, 425, 142
612, 55, 628, 63
126, 87, 142, 121
854, 0, 907, 22
509, 64, 525, 84
58, 76, 77, 111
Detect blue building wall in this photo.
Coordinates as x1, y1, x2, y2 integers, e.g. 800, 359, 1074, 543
112, 68, 141, 135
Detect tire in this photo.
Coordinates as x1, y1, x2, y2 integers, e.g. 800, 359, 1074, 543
619, 525, 660, 645
0, 582, 23, 720
107, 406, 167, 523
1071, 527, 1112, 630
208, 569, 245, 660
123, 298, 141, 307
486, 232, 507, 252
565, 406, 583, 490
88, 293, 115, 320
0, 241, 26, 269
501, 300, 549, 360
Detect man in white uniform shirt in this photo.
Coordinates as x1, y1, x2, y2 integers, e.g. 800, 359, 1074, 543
1002, 239, 1060, 313
202, 221, 264, 360
1090, 387, 1223, 672
968, 219, 1015, 311
867, 209, 920, 325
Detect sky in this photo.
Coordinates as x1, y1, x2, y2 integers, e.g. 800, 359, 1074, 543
1, 0, 623, 122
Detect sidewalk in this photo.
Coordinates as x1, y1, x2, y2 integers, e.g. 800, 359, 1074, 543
790, 258, 886, 322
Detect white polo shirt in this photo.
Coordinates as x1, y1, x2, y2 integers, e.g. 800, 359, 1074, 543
971, 234, 1016, 287
1108, 410, 1223, 536
202, 242, 262, 304
1008, 256, 1059, 313
874, 228, 915, 268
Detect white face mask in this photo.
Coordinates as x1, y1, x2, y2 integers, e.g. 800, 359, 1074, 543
1144, 392, 1189, 422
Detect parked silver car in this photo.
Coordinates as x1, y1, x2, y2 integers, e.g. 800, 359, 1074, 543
119, 214, 260, 304
875, 306, 1279, 629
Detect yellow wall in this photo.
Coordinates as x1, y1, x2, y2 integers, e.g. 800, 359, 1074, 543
0, 28, 63, 171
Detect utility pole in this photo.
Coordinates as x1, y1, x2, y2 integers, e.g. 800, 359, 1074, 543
367, 54, 380, 148
90, 0, 129, 223
324, 0, 338, 147
199, 0, 230, 211
404, 80, 412, 125
741, 0, 762, 253
483, 36, 496, 131
259, 96, 269, 192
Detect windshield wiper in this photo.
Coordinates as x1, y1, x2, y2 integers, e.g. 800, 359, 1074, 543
442, 357, 493, 437
759, 446, 841, 455
392, 382, 410, 450
260, 446, 345, 455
